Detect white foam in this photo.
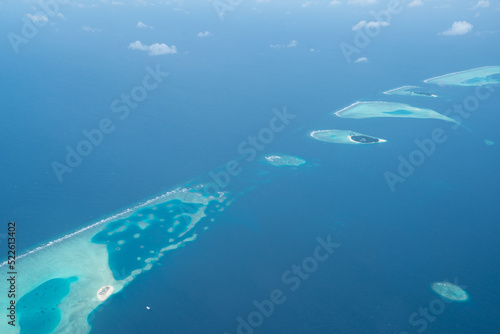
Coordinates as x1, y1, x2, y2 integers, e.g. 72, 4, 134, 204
0, 188, 188, 268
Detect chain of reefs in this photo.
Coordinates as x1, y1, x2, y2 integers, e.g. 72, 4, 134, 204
319, 66, 500, 147
0, 187, 226, 334
316, 66, 498, 305
4, 66, 495, 334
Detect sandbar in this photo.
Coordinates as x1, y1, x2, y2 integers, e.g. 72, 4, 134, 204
96, 285, 114, 301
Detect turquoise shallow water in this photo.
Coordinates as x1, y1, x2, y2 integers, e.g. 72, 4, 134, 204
90, 199, 206, 280
387, 109, 413, 115
18, 277, 77, 334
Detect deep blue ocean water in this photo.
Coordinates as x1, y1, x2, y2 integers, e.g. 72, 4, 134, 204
1, 0, 500, 333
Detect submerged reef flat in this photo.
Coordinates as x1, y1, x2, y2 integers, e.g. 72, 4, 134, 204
0, 187, 226, 334
264, 154, 306, 167
310, 130, 387, 144
431, 281, 469, 301
334, 101, 460, 125
383, 86, 437, 98
424, 66, 500, 86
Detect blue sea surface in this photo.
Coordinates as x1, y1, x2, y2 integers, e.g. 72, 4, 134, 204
1, 0, 500, 333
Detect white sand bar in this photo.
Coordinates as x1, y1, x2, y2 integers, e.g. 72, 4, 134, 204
97, 285, 114, 301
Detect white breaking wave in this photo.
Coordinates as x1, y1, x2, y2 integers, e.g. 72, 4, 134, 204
0, 188, 188, 267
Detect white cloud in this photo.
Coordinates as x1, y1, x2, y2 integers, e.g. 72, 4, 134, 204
439, 21, 473, 36
197, 31, 211, 37
329, 0, 341, 5
348, 0, 376, 5
128, 41, 178, 56
352, 21, 366, 30
473, 0, 489, 9
408, 0, 423, 7
302, 1, 314, 7
354, 57, 368, 63
270, 40, 298, 49
26, 13, 48, 23
81, 26, 101, 33
56, 13, 67, 20
137, 21, 153, 29
148, 43, 177, 56
352, 20, 389, 31
128, 41, 148, 51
